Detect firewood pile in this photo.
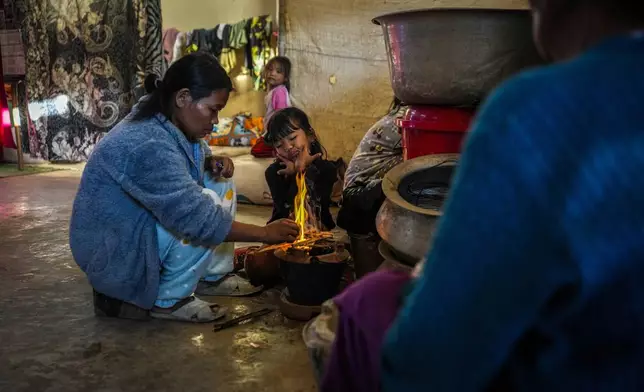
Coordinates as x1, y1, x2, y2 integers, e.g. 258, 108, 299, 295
257, 230, 334, 254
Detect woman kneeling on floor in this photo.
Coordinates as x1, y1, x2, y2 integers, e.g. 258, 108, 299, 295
69, 53, 299, 323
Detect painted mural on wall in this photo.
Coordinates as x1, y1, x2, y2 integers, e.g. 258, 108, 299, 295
17, 0, 163, 162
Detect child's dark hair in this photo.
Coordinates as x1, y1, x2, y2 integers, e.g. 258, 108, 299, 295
133, 53, 233, 121
264, 56, 292, 92
265, 107, 327, 157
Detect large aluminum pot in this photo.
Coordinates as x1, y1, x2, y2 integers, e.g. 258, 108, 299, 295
376, 154, 458, 264
373, 9, 542, 106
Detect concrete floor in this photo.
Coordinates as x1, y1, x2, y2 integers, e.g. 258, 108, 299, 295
0, 171, 317, 392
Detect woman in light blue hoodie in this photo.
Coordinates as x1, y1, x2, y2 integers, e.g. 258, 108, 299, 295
70, 53, 299, 323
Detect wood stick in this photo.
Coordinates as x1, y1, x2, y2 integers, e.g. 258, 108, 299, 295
255, 231, 334, 253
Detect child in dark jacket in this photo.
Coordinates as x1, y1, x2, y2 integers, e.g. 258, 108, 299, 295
264, 107, 337, 230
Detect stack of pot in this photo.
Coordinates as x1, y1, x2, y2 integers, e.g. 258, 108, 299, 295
373, 8, 542, 265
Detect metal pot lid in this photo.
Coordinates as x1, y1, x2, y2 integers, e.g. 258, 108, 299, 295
381, 153, 459, 216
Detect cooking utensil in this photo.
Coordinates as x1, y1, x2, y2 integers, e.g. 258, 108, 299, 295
373, 8, 542, 106
376, 154, 458, 264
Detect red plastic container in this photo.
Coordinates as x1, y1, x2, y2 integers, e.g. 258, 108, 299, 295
397, 106, 475, 160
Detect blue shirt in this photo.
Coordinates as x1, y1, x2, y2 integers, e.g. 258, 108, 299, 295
69, 113, 232, 309
382, 34, 644, 391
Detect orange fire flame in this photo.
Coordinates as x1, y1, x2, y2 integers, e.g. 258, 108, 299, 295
294, 172, 308, 242
255, 171, 334, 255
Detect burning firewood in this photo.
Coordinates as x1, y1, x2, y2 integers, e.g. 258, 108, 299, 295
256, 230, 334, 254
256, 172, 334, 254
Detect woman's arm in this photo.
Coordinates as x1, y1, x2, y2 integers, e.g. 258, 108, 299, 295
121, 140, 233, 246
225, 220, 298, 243
120, 141, 297, 245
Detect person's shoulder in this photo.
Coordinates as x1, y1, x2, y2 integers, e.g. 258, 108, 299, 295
275, 85, 289, 94
486, 53, 608, 115
465, 64, 581, 156
92, 115, 172, 162
486, 65, 564, 108
364, 110, 398, 138
102, 115, 167, 145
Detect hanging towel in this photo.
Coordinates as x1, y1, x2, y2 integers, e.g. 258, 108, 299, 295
218, 24, 235, 73
229, 19, 248, 49
173, 32, 187, 63
162, 28, 179, 64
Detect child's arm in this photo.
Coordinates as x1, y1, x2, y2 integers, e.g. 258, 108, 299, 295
265, 161, 298, 223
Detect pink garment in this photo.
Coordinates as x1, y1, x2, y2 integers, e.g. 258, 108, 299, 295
163, 28, 180, 64
263, 85, 291, 130
320, 270, 411, 392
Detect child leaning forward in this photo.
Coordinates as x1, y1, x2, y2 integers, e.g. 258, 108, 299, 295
264, 107, 337, 231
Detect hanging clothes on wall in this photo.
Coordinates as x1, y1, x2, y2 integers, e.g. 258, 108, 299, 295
229, 19, 249, 50
172, 31, 186, 64
162, 27, 179, 66
18, 0, 163, 162
190, 28, 223, 57
220, 19, 247, 73
218, 24, 235, 73
245, 15, 274, 90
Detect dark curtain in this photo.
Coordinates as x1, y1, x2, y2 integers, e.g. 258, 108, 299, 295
17, 0, 163, 162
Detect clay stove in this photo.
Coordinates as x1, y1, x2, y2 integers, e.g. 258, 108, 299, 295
253, 172, 350, 320
376, 154, 457, 266
272, 238, 349, 321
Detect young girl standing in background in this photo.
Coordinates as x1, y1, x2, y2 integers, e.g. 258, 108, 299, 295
263, 56, 292, 129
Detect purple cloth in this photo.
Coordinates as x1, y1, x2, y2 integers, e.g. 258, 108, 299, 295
321, 270, 411, 392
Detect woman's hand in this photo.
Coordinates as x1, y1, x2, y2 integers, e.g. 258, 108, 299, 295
210, 156, 234, 178
262, 219, 299, 244
295, 148, 322, 173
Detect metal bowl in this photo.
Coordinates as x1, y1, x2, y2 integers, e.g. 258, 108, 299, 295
376, 154, 458, 263
373, 8, 542, 106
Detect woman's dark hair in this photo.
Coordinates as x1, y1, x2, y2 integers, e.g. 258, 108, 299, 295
264, 56, 292, 92
265, 107, 327, 157
144, 74, 160, 94
388, 97, 403, 115
133, 53, 233, 121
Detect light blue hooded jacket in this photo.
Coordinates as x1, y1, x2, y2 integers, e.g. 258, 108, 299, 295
69, 106, 230, 309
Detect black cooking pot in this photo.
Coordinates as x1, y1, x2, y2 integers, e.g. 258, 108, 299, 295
280, 257, 346, 306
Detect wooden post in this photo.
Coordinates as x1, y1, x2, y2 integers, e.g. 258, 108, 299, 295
13, 125, 23, 170
8, 83, 23, 170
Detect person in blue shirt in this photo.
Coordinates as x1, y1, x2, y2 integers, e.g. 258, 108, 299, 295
70, 53, 299, 323
382, 0, 644, 390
